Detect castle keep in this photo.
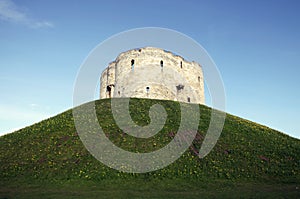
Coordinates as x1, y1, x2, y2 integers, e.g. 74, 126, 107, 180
100, 47, 204, 104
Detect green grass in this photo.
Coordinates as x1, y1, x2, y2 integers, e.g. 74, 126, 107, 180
0, 98, 299, 198
1, 179, 299, 198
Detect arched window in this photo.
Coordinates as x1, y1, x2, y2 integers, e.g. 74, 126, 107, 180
146, 86, 150, 93
187, 97, 191, 103
160, 60, 163, 68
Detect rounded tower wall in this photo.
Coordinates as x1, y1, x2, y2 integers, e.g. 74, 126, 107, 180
100, 47, 204, 104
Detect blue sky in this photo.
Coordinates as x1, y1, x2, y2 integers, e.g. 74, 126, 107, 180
0, 0, 299, 138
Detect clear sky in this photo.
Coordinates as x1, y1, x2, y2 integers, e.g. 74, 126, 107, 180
0, 0, 299, 138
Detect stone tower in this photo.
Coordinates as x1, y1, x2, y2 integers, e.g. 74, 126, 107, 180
100, 47, 204, 104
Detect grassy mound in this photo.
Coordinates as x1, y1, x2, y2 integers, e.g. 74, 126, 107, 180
0, 98, 299, 198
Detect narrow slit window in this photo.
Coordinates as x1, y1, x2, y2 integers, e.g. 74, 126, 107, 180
180, 61, 183, 69
187, 97, 191, 103
198, 76, 201, 82
131, 59, 135, 70
160, 60, 163, 68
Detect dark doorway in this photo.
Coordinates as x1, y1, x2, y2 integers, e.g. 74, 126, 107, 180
106, 85, 114, 98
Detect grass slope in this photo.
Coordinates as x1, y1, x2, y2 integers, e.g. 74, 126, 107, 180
0, 98, 299, 198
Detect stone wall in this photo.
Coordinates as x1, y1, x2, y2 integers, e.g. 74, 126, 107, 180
100, 47, 204, 104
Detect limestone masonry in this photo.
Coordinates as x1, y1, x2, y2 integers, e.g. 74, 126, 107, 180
100, 47, 204, 104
